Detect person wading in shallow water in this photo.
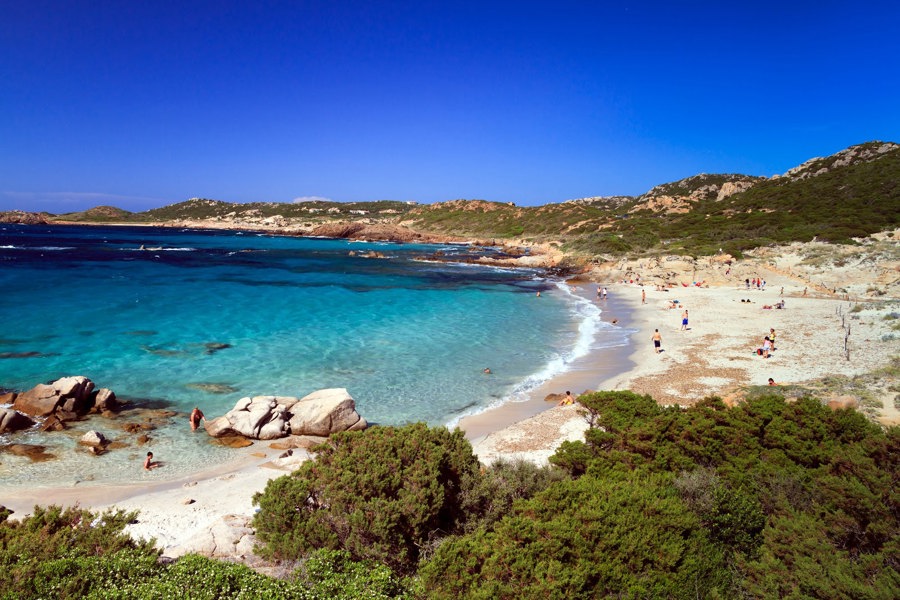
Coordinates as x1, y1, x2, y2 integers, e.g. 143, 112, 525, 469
190, 407, 206, 431
144, 451, 158, 470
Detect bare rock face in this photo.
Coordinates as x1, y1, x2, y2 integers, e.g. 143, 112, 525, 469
287, 388, 368, 436
0, 211, 49, 225
170, 514, 258, 561
827, 396, 859, 410
268, 435, 328, 451
80, 430, 109, 448
39, 414, 67, 432
209, 396, 289, 440
270, 448, 309, 470
93, 388, 120, 413
205, 388, 367, 440
0, 407, 34, 434
204, 416, 237, 438
12, 384, 60, 417
13, 376, 96, 419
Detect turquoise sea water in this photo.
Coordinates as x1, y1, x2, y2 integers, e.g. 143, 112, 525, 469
0, 224, 628, 488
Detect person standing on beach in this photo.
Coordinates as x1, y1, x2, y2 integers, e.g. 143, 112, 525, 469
641, 288, 646, 304
652, 329, 662, 353
190, 407, 206, 432
681, 309, 689, 331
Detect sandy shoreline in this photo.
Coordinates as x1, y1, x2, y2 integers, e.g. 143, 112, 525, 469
2, 272, 898, 560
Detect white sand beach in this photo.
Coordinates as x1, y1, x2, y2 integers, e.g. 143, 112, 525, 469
2, 265, 898, 564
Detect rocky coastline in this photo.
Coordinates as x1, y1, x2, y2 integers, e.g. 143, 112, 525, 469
0, 375, 370, 473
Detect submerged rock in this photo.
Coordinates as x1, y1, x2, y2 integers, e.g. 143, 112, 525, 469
0, 351, 45, 359
186, 382, 239, 394
203, 343, 232, 355
2, 443, 56, 462
212, 435, 254, 448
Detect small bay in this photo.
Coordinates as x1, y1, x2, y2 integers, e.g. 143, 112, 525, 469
0, 224, 626, 487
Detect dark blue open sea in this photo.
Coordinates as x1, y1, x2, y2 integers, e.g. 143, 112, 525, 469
0, 224, 627, 488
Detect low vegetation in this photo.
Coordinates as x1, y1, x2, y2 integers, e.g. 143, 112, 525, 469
6, 391, 895, 599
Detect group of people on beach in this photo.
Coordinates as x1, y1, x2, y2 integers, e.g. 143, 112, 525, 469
746, 277, 766, 290
143, 407, 206, 470
756, 328, 776, 358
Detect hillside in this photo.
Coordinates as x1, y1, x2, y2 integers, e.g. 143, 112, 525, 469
4, 140, 898, 260
402, 141, 900, 257
54, 205, 134, 222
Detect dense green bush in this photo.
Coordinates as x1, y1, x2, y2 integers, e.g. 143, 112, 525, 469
0, 506, 417, 599
0, 505, 162, 600
88, 553, 315, 599
5, 390, 897, 598
458, 457, 568, 533
300, 549, 413, 599
252, 423, 483, 574
419, 471, 730, 599
419, 391, 898, 597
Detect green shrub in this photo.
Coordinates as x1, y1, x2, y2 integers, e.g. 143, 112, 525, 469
459, 457, 568, 532
299, 549, 413, 599
0, 505, 160, 600
252, 423, 483, 574
90, 553, 311, 599
419, 472, 731, 599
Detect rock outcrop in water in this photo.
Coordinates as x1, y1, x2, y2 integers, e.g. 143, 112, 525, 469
0, 407, 35, 434
204, 388, 368, 440
11, 376, 120, 421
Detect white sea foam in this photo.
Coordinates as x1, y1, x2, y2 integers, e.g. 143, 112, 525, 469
0, 245, 75, 251
122, 247, 197, 252
502, 282, 603, 397
445, 282, 627, 428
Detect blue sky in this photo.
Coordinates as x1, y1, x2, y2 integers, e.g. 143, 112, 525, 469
2, 1, 898, 213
